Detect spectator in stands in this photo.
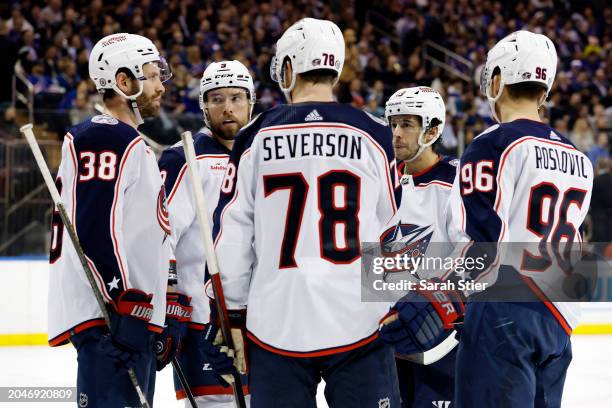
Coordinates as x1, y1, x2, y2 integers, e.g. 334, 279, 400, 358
570, 117, 595, 153
0, 0, 609, 152
587, 132, 611, 168
590, 157, 612, 254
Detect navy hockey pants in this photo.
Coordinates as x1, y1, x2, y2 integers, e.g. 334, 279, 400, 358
455, 302, 572, 408
396, 347, 457, 408
248, 337, 401, 408
173, 328, 249, 400
71, 326, 156, 408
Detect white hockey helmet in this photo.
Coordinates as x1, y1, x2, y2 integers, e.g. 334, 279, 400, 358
270, 18, 345, 102
199, 60, 256, 129
480, 30, 557, 122
89, 33, 171, 123
385, 87, 446, 162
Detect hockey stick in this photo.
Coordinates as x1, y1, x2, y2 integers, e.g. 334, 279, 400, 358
180, 131, 247, 408
20, 124, 151, 408
172, 358, 197, 407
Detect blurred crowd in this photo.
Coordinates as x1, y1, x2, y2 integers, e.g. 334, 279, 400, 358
0, 0, 610, 160
0, 0, 610, 250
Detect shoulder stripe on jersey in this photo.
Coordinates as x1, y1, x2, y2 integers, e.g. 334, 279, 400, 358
110, 137, 142, 289
167, 154, 229, 205
256, 122, 396, 212
494, 136, 578, 213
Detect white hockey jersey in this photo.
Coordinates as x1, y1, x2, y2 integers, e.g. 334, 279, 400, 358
212, 103, 401, 356
48, 115, 171, 346
158, 132, 230, 328
379, 156, 459, 283
447, 119, 593, 332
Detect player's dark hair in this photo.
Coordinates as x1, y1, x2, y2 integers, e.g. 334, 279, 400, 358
492, 67, 546, 102
428, 117, 443, 152
102, 68, 137, 102
506, 82, 547, 101
298, 69, 337, 85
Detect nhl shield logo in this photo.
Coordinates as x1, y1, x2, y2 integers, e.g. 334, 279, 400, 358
79, 392, 88, 407
378, 397, 390, 408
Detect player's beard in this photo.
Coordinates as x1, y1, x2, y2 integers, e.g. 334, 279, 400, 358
210, 114, 247, 141
135, 90, 162, 118
395, 143, 419, 162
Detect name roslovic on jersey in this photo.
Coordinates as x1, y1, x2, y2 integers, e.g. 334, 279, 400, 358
448, 119, 593, 332
48, 114, 171, 346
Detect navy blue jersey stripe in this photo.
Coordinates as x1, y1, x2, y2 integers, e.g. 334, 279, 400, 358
70, 117, 140, 301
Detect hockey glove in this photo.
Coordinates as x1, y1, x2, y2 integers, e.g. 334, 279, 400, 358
379, 280, 464, 356
155, 292, 192, 371
101, 289, 154, 371
199, 300, 247, 387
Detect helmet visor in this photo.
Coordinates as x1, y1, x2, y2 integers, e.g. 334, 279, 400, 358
140, 57, 173, 84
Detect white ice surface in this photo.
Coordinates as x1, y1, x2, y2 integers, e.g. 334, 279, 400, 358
0, 335, 611, 407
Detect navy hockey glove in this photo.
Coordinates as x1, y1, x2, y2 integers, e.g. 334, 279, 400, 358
101, 289, 154, 371
199, 300, 247, 387
155, 292, 192, 371
379, 280, 464, 356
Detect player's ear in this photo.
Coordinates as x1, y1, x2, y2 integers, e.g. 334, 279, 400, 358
424, 127, 438, 143
491, 73, 501, 97
116, 71, 134, 95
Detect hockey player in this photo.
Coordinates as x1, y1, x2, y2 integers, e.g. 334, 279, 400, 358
379, 87, 459, 408
46, 33, 176, 407
158, 60, 255, 407
380, 30, 593, 408
452, 30, 593, 408
204, 18, 402, 407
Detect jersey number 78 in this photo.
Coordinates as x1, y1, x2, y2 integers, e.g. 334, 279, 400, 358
263, 170, 361, 268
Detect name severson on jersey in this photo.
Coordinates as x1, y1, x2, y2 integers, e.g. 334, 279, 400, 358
262, 128, 363, 160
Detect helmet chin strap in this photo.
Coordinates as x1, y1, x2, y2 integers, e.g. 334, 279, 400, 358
405, 125, 440, 163
113, 81, 145, 126
486, 78, 505, 123
131, 100, 144, 126
280, 65, 297, 103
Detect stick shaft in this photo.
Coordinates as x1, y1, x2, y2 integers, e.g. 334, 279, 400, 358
20, 124, 151, 408
180, 131, 246, 408
172, 359, 198, 408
